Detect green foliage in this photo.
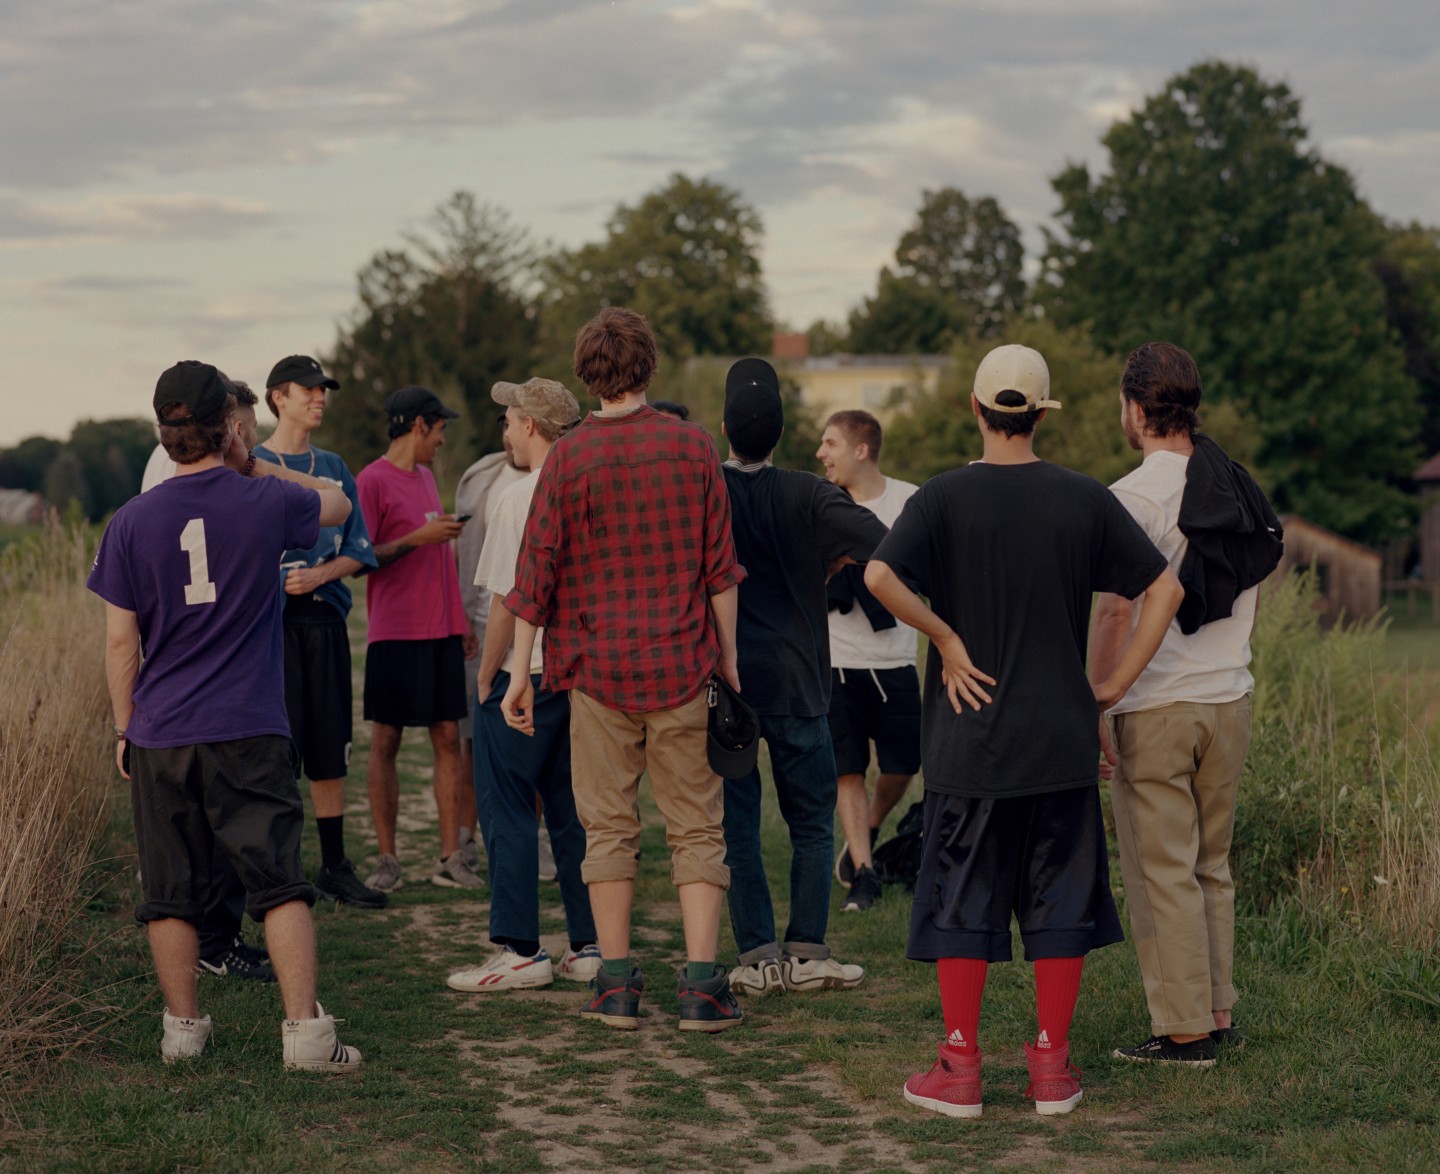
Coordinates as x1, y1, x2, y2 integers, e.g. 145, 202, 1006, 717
0, 418, 152, 521
1041, 60, 1418, 543
540, 173, 772, 379
882, 318, 1258, 487
0, 435, 61, 492
323, 192, 540, 475
849, 188, 1025, 354
1376, 221, 1440, 458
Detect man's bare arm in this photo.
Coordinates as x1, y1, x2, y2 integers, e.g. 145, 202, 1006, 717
1091, 568, 1184, 710
104, 603, 141, 778
370, 516, 466, 569
710, 584, 740, 691
475, 594, 517, 701
1087, 592, 1134, 690
284, 556, 368, 595
865, 559, 996, 713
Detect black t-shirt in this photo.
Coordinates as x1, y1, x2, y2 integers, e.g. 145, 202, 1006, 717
724, 465, 889, 717
872, 461, 1166, 798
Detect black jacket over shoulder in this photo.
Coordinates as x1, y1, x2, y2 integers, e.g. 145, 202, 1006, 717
1176, 435, 1284, 635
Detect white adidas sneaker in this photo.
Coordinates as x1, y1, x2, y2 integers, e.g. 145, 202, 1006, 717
282, 1002, 361, 1072
161, 1008, 212, 1063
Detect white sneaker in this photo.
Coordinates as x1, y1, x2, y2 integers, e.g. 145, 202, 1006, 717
557, 944, 602, 983
447, 946, 554, 992
281, 1002, 361, 1072
729, 957, 784, 996
432, 850, 484, 889
537, 829, 557, 883
161, 1008, 212, 1063
781, 955, 865, 992
365, 853, 403, 893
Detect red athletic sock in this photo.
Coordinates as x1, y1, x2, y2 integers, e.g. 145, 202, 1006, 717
1033, 956, 1085, 1051
936, 957, 987, 1055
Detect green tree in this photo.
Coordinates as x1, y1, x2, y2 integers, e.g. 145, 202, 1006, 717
848, 188, 1025, 354
1376, 222, 1440, 459
1041, 60, 1416, 542
883, 320, 1257, 488
65, 418, 154, 517
323, 192, 539, 480
0, 436, 61, 492
540, 173, 772, 391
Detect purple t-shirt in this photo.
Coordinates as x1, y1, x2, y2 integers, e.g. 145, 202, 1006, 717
87, 467, 320, 748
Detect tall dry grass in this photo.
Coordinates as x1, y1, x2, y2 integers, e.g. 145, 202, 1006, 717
0, 518, 112, 1089
1242, 574, 1440, 995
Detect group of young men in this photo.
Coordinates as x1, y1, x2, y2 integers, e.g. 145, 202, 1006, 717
94, 306, 1276, 1114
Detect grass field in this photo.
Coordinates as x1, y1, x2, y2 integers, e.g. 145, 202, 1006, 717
6, 596, 1440, 1170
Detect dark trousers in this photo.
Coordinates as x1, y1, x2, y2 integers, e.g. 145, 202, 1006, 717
198, 842, 246, 960
723, 713, 838, 963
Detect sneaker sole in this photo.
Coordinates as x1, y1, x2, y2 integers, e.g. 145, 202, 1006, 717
580, 1010, 640, 1030
558, 966, 603, 984
783, 974, 863, 992
1112, 1048, 1215, 1068
678, 1015, 744, 1033
284, 1058, 363, 1073
903, 1085, 982, 1118
446, 974, 553, 993
840, 901, 873, 913
365, 878, 403, 893
430, 874, 482, 890
1035, 1089, 1083, 1115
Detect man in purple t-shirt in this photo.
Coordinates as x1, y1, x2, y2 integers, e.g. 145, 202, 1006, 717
88, 360, 362, 1071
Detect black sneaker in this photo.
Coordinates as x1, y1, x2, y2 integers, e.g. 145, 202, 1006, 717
834, 827, 879, 889
315, 859, 389, 909
581, 966, 644, 1030
1210, 1025, 1246, 1049
677, 970, 744, 1033
197, 937, 276, 983
842, 865, 883, 912
1113, 1034, 1216, 1067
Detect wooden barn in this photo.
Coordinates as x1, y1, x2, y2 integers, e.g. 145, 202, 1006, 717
1272, 514, 1381, 622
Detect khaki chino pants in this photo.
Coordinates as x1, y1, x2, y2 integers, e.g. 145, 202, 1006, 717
568, 689, 730, 890
1111, 697, 1251, 1037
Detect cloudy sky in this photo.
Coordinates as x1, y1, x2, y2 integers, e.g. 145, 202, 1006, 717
2, 0, 1437, 446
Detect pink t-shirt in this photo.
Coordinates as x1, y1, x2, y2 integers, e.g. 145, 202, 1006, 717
356, 457, 466, 643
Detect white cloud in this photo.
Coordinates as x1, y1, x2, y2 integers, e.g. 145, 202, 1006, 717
0, 192, 272, 248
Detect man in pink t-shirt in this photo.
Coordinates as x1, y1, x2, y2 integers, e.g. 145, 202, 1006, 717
356, 386, 479, 894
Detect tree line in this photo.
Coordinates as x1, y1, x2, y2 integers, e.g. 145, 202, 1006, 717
3, 60, 1436, 544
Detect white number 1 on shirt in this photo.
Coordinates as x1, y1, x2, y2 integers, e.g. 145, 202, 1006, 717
180, 517, 217, 605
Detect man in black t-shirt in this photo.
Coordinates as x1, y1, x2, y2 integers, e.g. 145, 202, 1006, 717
865, 344, 1182, 1119
719, 359, 889, 997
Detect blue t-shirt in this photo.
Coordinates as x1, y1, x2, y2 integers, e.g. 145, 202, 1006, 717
255, 444, 376, 617
87, 467, 321, 748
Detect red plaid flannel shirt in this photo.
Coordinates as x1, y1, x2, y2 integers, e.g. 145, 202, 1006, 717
504, 406, 747, 712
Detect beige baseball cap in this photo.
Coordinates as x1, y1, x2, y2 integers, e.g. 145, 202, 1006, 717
491, 378, 581, 428
973, 344, 1062, 413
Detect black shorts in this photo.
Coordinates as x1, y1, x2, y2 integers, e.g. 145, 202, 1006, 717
826, 665, 922, 777
364, 635, 467, 727
283, 596, 352, 781
907, 785, 1123, 963
130, 736, 314, 925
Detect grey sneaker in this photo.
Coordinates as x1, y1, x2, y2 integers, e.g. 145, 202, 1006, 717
432, 850, 484, 889
457, 828, 480, 873
365, 853, 403, 894
781, 955, 864, 991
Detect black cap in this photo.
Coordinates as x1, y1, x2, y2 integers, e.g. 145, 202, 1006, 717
723, 358, 783, 459
706, 675, 759, 780
153, 361, 235, 425
384, 384, 460, 426
267, 354, 339, 391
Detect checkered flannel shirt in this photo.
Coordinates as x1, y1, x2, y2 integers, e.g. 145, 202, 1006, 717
504, 406, 747, 712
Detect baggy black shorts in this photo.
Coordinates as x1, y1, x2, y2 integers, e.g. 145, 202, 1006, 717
907, 785, 1124, 963
363, 635, 467, 727
130, 735, 314, 925
283, 594, 353, 781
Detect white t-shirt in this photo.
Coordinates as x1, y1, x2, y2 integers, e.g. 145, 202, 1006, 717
475, 470, 544, 678
1107, 450, 1256, 714
828, 476, 920, 669
140, 443, 176, 492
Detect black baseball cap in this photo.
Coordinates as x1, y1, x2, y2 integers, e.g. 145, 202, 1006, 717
153, 360, 236, 424
723, 357, 783, 459
706, 675, 759, 780
267, 354, 339, 391
384, 385, 460, 426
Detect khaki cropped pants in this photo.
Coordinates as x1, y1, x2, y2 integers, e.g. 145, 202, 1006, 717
1111, 697, 1251, 1037
568, 689, 730, 891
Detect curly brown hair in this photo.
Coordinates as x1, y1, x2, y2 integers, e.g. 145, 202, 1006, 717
573, 307, 658, 402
